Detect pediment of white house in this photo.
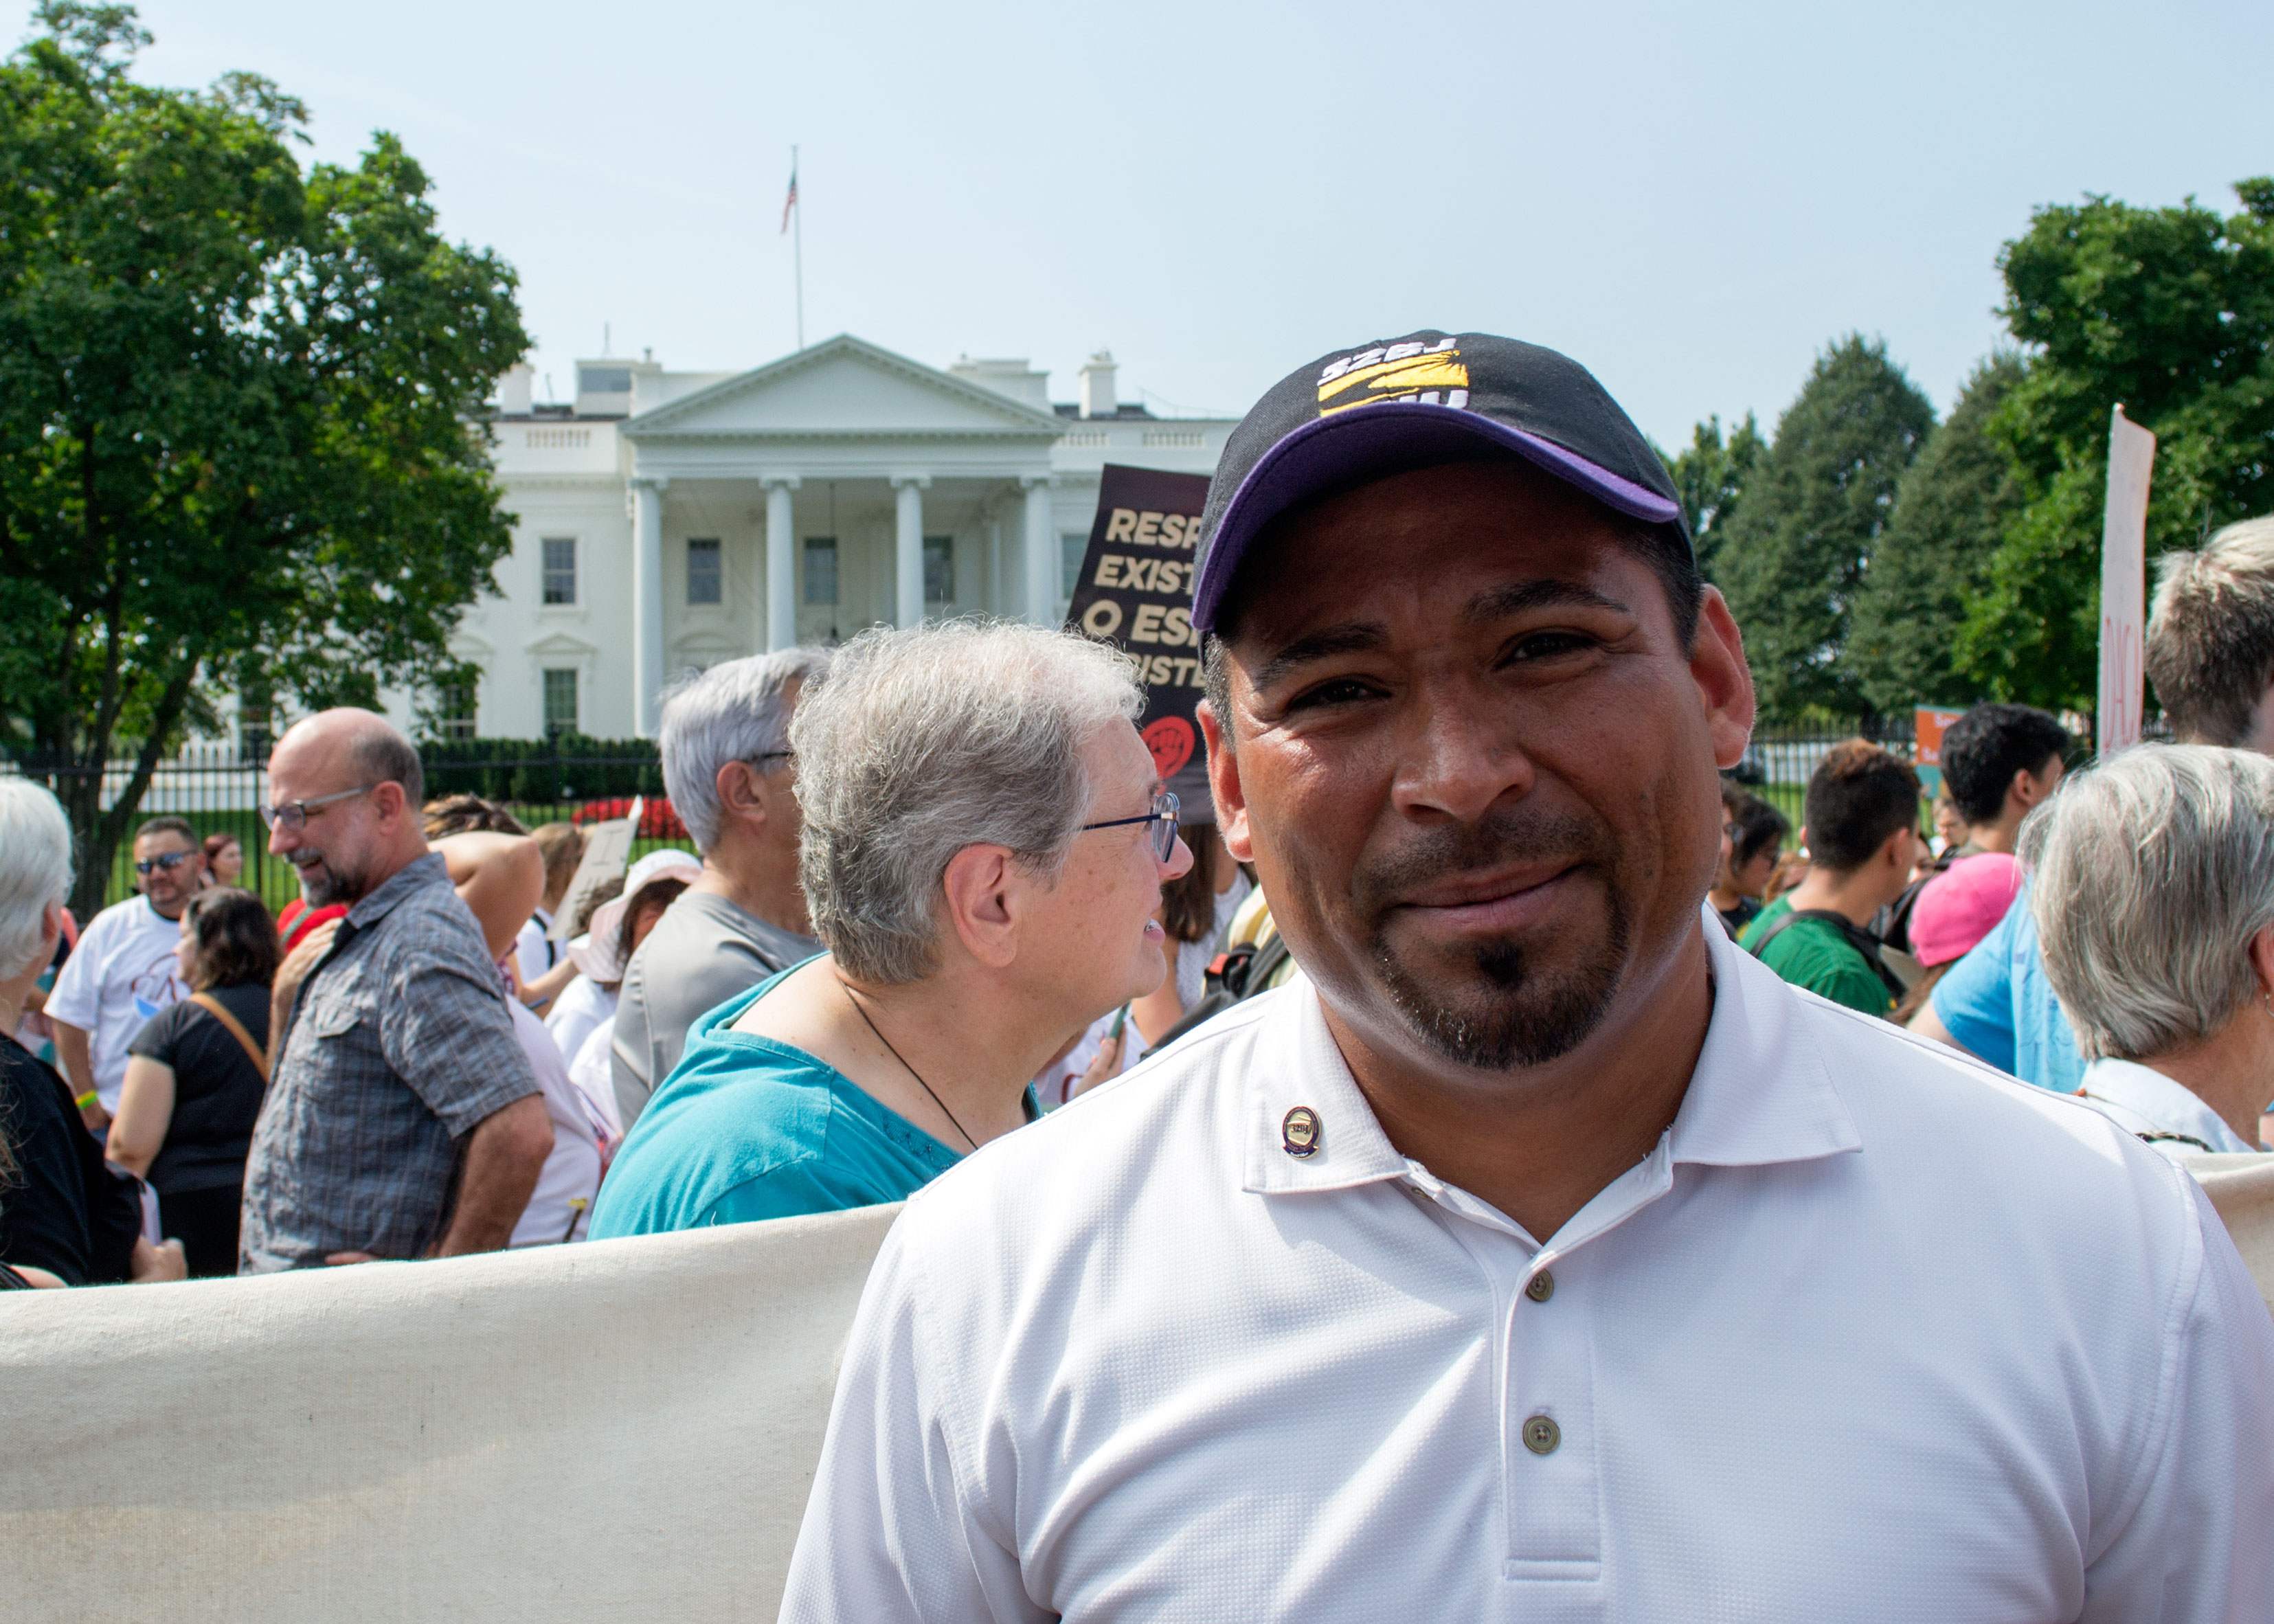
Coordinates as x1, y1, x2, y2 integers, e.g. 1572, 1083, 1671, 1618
621, 334, 1065, 444
523, 631, 598, 659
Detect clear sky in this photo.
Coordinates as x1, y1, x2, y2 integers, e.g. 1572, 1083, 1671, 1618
47, 0, 2274, 448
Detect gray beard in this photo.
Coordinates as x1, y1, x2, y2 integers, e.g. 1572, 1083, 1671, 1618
296, 853, 373, 909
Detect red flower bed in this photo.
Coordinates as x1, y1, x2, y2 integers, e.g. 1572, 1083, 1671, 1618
572, 796, 688, 839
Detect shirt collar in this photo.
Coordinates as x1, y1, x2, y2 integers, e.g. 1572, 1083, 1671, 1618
345, 851, 451, 930
1242, 907, 1861, 1200
2081, 1056, 2260, 1153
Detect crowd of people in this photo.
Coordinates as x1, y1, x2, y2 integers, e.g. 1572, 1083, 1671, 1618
4, 325, 2273, 1612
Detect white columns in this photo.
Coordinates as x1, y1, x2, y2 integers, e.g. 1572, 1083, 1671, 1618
629, 475, 666, 736
763, 475, 800, 652
1022, 474, 1057, 626
892, 475, 930, 629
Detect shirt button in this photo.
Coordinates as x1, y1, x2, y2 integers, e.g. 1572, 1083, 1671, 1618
1525, 1270, 1554, 1303
1522, 1414, 1561, 1456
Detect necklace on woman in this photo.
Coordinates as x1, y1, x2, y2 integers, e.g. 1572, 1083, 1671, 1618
837, 975, 979, 1152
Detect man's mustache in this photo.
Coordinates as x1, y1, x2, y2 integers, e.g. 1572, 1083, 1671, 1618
1350, 809, 1612, 918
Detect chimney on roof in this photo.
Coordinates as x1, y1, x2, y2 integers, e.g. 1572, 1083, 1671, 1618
497, 361, 534, 416
1079, 350, 1118, 419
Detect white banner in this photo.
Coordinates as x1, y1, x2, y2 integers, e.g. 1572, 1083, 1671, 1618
0, 1202, 898, 1623
2097, 405, 2157, 757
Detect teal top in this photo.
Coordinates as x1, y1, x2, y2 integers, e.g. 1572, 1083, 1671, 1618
589, 960, 1036, 1237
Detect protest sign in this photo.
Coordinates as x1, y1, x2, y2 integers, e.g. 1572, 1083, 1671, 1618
1912, 707, 1966, 801
2097, 405, 2157, 758
1065, 464, 1215, 816
551, 796, 641, 943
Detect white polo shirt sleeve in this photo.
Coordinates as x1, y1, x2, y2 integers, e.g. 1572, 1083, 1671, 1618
2081, 1171, 2274, 1619
780, 1225, 1039, 1624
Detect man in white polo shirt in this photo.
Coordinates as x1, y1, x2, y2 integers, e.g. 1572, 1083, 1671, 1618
782, 332, 2274, 1621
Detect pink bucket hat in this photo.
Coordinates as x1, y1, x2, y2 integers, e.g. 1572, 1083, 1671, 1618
1910, 853, 2025, 969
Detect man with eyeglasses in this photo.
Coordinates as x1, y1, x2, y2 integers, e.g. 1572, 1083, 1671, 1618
236, 708, 552, 1272
782, 333, 2274, 1621
47, 815, 205, 1134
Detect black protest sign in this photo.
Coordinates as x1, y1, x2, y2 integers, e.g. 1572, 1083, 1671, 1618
1065, 464, 1215, 817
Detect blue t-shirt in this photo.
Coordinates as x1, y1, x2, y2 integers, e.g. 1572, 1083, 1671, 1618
591, 961, 1032, 1238
1928, 888, 2084, 1093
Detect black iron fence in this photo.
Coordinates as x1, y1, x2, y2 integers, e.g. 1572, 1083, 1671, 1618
8, 745, 676, 914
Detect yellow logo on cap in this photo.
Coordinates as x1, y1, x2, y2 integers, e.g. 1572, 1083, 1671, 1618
1316, 338, 1470, 416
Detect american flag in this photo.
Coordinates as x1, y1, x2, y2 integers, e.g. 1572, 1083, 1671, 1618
780, 167, 798, 234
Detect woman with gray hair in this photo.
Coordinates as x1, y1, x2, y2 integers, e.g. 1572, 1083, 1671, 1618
0, 780, 185, 1287
2026, 745, 2274, 1158
592, 622, 1192, 1237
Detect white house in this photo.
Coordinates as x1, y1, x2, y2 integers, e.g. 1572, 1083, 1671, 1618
427, 334, 1237, 743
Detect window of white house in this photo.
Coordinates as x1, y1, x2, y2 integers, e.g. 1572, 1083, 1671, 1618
578, 366, 631, 394
541, 537, 576, 605
687, 537, 722, 605
542, 668, 579, 739
804, 537, 838, 605
924, 535, 955, 609
1060, 532, 1088, 604
432, 680, 477, 742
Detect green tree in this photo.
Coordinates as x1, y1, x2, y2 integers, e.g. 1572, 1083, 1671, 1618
1713, 335, 1936, 721
0, 4, 527, 916
1955, 179, 2274, 709
1661, 411, 1766, 580
1846, 353, 2028, 713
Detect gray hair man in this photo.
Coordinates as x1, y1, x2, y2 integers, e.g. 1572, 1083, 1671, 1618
611, 647, 831, 1130
239, 709, 552, 1270
782, 332, 2274, 1621
2029, 745, 2274, 1157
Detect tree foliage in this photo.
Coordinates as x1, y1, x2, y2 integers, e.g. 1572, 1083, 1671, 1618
1954, 179, 2274, 709
0, 4, 528, 915
1661, 411, 1766, 580
1845, 354, 2027, 712
1711, 336, 1936, 720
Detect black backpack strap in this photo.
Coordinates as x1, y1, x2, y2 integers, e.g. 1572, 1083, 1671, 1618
1151, 933, 1298, 1049
1750, 908, 1906, 1000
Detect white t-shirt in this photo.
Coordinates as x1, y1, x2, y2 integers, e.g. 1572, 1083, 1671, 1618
506, 1001, 603, 1248
514, 910, 558, 991
782, 921, 2274, 1622
567, 1017, 624, 1156
1173, 872, 1252, 1011
43, 895, 190, 1111
543, 975, 618, 1076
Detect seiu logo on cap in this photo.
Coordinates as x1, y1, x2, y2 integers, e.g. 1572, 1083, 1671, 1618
1315, 337, 1469, 416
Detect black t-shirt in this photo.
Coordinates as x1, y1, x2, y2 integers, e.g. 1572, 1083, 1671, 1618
1717, 896, 1764, 940
0, 1033, 142, 1285
125, 982, 269, 1195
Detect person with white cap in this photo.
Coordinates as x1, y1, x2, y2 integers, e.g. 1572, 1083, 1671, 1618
781, 331, 2274, 1621
543, 848, 703, 1068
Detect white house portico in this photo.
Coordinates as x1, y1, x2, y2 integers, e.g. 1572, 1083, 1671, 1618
441, 335, 1235, 741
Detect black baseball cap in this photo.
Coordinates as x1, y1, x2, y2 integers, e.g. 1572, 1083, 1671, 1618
1191, 330, 1688, 634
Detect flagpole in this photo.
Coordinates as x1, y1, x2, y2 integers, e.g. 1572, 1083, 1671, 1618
791, 144, 804, 351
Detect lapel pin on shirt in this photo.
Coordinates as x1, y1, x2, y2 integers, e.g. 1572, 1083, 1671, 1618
1281, 1106, 1321, 1159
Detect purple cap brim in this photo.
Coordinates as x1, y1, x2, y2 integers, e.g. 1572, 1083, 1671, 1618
1191, 402, 1683, 633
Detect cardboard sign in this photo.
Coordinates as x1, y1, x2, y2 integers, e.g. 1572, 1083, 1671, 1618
1912, 707, 1966, 801
551, 797, 642, 943
2098, 405, 2157, 757
1065, 465, 1216, 817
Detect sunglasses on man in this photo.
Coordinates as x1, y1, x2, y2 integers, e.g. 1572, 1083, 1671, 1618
133, 850, 199, 876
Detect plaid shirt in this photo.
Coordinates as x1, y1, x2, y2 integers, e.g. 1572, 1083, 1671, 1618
239, 853, 539, 1272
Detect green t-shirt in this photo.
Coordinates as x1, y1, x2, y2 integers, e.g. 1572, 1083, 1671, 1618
1737, 896, 1893, 1017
